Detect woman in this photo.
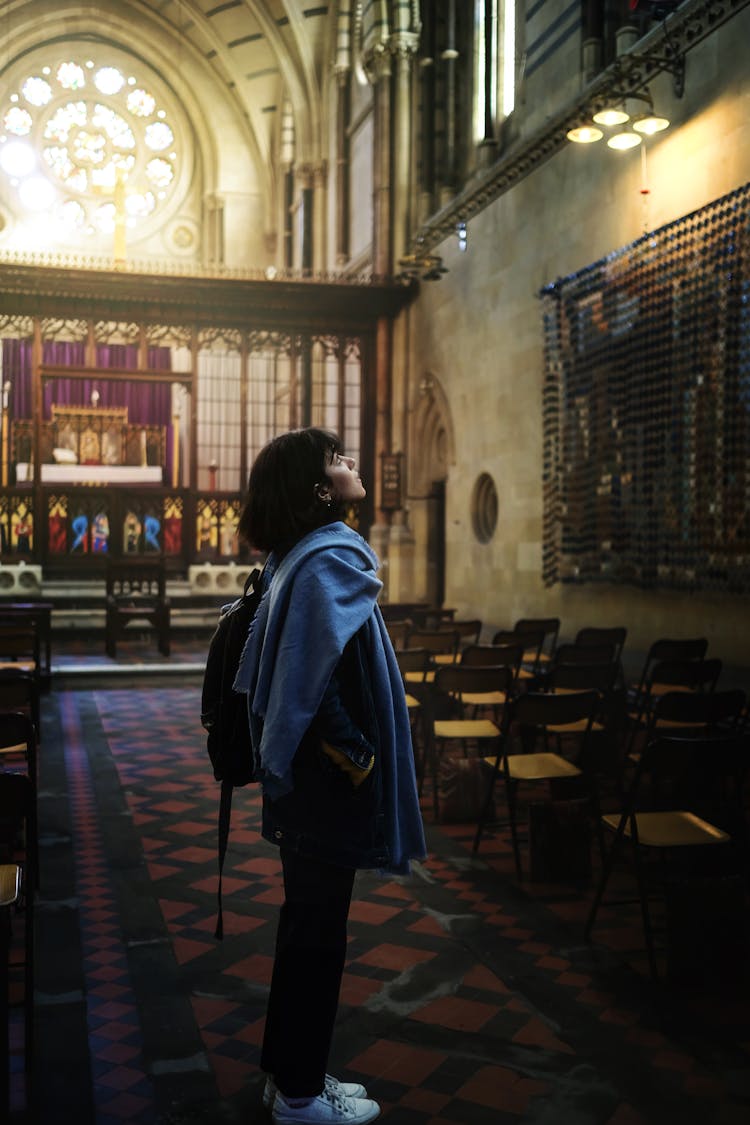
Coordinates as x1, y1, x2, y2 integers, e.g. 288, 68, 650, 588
234, 428, 426, 1125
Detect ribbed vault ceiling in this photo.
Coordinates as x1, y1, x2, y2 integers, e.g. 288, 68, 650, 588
2, 0, 330, 168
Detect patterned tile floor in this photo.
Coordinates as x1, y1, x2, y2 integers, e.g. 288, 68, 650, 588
9, 659, 750, 1124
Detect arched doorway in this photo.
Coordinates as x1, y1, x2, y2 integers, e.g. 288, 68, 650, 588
409, 373, 454, 607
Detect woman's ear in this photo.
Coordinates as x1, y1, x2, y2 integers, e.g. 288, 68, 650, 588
314, 483, 332, 503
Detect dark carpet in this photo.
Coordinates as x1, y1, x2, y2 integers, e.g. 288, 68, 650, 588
18, 680, 750, 1124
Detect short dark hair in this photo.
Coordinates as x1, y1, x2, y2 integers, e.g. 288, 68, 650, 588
238, 428, 343, 555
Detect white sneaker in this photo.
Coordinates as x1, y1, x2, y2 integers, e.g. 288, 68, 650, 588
272, 1087, 380, 1124
263, 1074, 368, 1112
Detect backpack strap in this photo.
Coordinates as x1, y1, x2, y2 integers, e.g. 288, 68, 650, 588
215, 777, 233, 939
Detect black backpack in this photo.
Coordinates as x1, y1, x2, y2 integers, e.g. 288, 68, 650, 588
201, 566, 263, 937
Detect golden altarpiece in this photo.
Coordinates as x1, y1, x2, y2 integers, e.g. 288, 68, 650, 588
0, 262, 410, 576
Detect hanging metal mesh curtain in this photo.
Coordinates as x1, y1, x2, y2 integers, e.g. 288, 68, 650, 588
540, 182, 750, 594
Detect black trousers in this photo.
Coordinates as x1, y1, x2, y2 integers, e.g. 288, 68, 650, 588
261, 847, 356, 1098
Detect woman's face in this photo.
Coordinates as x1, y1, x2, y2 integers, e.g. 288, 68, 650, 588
324, 451, 366, 503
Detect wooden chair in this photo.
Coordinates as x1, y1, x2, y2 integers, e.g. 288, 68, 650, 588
585, 730, 748, 980
0, 621, 40, 687
0, 712, 38, 885
0, 773, 36, 1096
473, 689, 601, 876
105, 558, 171, 657
0, 671, 39, 735
0, 863, 22, 1119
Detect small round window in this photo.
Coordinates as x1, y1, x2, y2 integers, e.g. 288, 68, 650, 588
471, 472, 498, 544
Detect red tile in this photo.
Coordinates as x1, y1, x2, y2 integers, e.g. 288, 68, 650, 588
398, 1088, 451, 1113
97, 1092, 152, 1119
211, 1055, 257, 1099
410, 996, 497, 1033
192, 911, 266, 936
462, 964, 511, 994
225, 952, 275, 983
158, 898, 195, 921
356, 943, 437, 971
234, 856, 284, 875
191, 996, 240, 1028
171, 936, 215, 964
168, 846, 217, 863
97, 1065, 144, 1091
457, 1065, 549, 1113
348, 1039, 447, 1085
170, 820, 213, 836
512, 1016, 575, 1054
93, 1042, 141, 1065
339, 974, 385, 1005
370, 881, 416, 901
348, 901, 404, 925
407, 915, 447, 938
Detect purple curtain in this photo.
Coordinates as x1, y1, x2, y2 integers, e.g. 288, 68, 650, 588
3, 338, 175, 472
43, 344, 172, 424
2, 338, 33, 418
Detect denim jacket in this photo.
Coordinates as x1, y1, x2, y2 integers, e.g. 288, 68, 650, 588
261, 623, 391, 869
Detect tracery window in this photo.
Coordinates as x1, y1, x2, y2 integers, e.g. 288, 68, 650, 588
473, 0, 517, 144
0, 50, 180, 252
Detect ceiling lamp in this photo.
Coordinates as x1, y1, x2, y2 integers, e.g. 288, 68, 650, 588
607, 128, 642, 151
592, 106, 630, 127
632, 112, 670, 135
566, 124, 603, 144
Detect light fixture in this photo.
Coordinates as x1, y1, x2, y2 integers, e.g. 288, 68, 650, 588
592, 106, 630, 127
632, 112, 670, 135
398, 238, 448, 282
566, 124, 603, 144
607, 129, 642, 151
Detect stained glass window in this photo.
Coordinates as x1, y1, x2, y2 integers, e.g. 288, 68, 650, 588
0, 53, 178, 245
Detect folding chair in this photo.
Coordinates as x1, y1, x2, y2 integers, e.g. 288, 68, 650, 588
461, 642, 524, 679
574, 627, 627, 666
473, 689, 600, 876
493, 629, 544, 685
627, 657, 723, 754
405, 628, 461, 667
385, 619, 412, 650
426, 664, 515, 821
627, 637, 708, 716
585, 731, 747, 980
513, 617, 560, 673
394, 648, 431, 788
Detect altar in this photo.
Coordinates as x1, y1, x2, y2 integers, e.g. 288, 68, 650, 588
15, 464, 163, 484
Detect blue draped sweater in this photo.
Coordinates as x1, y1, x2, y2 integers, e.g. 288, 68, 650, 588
233, 522, 426, 875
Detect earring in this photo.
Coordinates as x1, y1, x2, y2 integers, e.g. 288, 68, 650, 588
315, 485, 333, 508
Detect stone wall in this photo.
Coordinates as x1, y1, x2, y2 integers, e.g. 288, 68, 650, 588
398, 8, 750, 666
